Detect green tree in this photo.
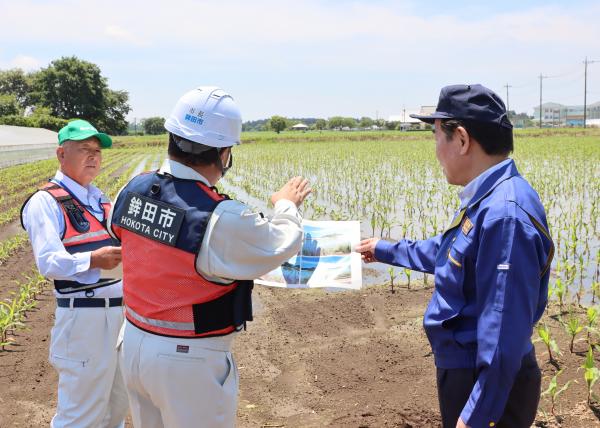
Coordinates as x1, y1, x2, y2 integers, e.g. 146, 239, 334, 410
31, 56, 130, 135
342, 117, 357, 129
269, 115, 287, 133
385, 121, 399, 130
143, 117, 166, 135
0, 94, 20, 116
329, 116, 357, 129
315, 118, 327, 130
374, 119, 386, 128
328, 116, 345, 129
359, 116, 374, 128
0, 69, 33, 107
95, 89, 130, 135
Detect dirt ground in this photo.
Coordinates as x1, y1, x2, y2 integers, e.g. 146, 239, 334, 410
1, 242, 600, 427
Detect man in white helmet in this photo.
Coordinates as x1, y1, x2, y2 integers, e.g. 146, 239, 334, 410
109, 86, 310, 427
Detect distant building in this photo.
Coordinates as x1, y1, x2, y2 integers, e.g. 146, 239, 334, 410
291, 123, 308, 131
587, 118, 600, 128
387, 106, 436, 130
532, 101, 600, 126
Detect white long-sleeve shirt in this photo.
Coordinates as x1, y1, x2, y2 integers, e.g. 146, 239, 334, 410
109, 159, 303, 283
22, 170, 123, 298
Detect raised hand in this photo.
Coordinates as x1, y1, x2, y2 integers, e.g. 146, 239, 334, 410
271, 176, 312, 207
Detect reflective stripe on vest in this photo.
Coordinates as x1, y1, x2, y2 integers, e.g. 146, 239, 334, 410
126, 305, 195, 331
62, 229, 112, 245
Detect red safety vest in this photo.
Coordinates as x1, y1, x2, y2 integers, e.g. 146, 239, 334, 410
111, 172, 253, 338
21, 181, 121, 293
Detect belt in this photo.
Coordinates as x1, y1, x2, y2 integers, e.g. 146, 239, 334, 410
56, 297, 123, 308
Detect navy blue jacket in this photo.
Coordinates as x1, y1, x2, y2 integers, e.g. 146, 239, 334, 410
375, 160, 553, 428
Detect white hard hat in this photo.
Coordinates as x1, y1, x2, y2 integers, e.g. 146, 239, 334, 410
164, 86, 242, 148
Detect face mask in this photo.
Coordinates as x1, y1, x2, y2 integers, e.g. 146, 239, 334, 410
219, 149, 233, 177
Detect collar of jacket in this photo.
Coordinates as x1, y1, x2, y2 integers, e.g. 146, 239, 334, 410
465, 159, 520, 210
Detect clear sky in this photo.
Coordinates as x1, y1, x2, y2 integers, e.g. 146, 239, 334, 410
1, 0, 599, 121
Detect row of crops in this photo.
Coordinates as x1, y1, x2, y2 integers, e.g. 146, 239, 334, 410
224, 130, 600, 293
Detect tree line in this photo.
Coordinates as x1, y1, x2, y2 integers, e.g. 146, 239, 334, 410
0, 56, 130, 135
244, 116, 393, 133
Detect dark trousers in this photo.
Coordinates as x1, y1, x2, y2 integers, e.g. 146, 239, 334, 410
436, 350, 541, 428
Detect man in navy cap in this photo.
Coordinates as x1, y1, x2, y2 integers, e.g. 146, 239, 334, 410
357, 84, 553, 428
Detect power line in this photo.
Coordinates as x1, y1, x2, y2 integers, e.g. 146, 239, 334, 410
584, 57, 598, 128
539, 73, 549, 128
503, 83, 512, 116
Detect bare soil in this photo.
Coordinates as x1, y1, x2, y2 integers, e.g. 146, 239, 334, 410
1, 242, 599, 427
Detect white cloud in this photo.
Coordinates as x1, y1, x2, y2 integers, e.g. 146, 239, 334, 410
1, 54, 41, 71
2, 1, 599, 55
1, 1, 599, 117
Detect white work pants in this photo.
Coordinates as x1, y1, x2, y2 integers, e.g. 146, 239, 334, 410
49, 305, 128, 428
119, 321, 239, 428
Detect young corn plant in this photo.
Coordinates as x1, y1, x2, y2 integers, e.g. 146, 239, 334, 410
404, 268, 412, 290
592, 281, 600, 306
580, 347, 600, 406
536, 323, 561, 366
541, 369, 575, 418
0, 300, 24, 350
388, 267, 396, 294
554, 278, 567, 315
562, 313, 584, 353
587, 306, 599, 348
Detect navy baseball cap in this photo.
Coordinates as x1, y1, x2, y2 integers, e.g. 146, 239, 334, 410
410, 84, 513, 129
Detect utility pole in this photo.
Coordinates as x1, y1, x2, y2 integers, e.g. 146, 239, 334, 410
584, 57, 598, 128
503, 83, 512, 119
538, 74, 549, 129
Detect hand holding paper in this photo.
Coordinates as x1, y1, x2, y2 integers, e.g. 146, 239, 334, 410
355, 238, 381, 263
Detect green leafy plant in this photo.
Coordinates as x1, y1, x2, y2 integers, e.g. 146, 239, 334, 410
388, 267, 396, 294
580, 347, 600, 405
536, 323, 561, 365
404, 268, 411, 290
587, 306, 599, 348
562, 313, 584, 353
542, 369, 575, 417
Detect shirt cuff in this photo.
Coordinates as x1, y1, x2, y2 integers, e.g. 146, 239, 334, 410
374, 239, 405, 265
273, 199, 298, 214
460, 399, 497, 428
72, 252, 92, 274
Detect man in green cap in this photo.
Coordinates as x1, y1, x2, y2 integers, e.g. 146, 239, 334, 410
21, 119, 128, 427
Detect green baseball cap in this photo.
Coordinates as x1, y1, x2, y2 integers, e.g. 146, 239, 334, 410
58, 119, 112, 148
